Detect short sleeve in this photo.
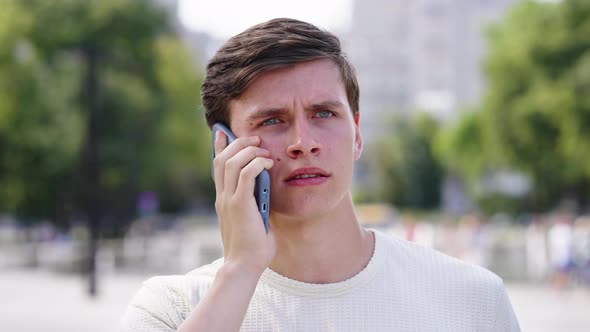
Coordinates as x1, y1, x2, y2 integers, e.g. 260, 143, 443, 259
491, 280, 521, 332
119, 277, 187, 332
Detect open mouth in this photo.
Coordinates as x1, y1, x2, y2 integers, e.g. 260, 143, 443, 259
288, 174, 326, 180
285, 167, 330, 185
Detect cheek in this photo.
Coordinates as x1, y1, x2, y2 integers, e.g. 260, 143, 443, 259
329, 130, 355, 156
264, 144, 282, 162
258, 141, 282, 171
259, 135, 279, 153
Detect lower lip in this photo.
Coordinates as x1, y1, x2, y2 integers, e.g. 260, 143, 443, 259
286, 176, 329, 186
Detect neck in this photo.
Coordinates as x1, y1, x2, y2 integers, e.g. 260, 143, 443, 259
268, 192, 375, 284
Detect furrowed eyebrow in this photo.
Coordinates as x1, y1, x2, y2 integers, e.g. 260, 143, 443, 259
306, 100, 346, 112
245, 108, 288, 124
245, 100, 346, 124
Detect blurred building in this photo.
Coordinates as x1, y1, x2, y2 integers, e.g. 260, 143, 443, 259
152, 0, 182, 30
153, 0, 222, 68
344, 0, 519, 142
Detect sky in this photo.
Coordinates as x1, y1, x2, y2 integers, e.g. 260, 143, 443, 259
178, 0, 353, 39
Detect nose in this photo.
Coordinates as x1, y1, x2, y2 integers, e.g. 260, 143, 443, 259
286, 118, 320, 159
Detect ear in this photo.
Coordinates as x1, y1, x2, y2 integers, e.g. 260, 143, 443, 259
353, 113, 363, 160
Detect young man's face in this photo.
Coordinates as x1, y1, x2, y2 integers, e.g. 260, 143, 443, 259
229, 58, 363, 221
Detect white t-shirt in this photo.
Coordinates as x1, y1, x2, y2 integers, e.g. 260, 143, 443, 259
120, 230, 520, 331
548, 223, 574, 268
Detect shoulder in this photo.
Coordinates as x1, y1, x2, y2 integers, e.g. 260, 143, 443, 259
375, 231, 499, 279
373, 229, 507, 305
120, 258, 223, 331
141, 257, 223, 305
373, 229, 520, 331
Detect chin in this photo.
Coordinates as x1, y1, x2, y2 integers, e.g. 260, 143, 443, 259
270, 191, 348, 222
270, 206, 325, 222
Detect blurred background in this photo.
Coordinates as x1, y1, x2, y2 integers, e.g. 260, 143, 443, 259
1, 0, 589, 331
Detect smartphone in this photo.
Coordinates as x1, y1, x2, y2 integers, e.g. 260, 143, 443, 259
211, 123, 270, 233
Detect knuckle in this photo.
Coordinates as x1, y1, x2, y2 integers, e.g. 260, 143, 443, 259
227, 195, 241, 207
213, 156, 223, 168
242, 145, 255, 153
215, 199, 226, 213
239, 158, 263, 179
238, 136, 258, 147
225, 157, 239, 170
235, 137, 250, 147
239, 165, 253, 180
245, 147, 261, 159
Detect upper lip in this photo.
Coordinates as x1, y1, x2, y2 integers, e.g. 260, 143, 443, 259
285, 167, 330, 181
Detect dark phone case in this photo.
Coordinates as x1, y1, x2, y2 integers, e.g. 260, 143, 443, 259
211, 123, 270, 233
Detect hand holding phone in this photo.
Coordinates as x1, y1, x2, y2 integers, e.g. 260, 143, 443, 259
211, 123, 271, 232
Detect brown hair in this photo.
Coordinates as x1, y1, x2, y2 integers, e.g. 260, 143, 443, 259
200, 18, 359, 128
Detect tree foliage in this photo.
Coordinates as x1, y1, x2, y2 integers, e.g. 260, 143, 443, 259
437, 0, 590, 213
368, 113, 444, 210
0, 0, 211, 233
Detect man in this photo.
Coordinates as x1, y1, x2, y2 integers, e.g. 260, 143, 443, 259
121, 18, 520, 331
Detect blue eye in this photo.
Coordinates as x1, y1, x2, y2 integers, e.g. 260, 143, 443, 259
262, 118, 280, 126
316, 110, 334, 118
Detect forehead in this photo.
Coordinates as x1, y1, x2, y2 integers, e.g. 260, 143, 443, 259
229, 59, 349, 121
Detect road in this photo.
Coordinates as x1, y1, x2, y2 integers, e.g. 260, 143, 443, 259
0, 270, 588, 331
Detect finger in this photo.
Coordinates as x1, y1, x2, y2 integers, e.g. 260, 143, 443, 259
213, 130, 227, 193
235, 157, 274, 199
214, 135, 260, 191
224, 146, 271, 194
218, 136, 261, 160
213, 130, 227, 157
214, 133, 259, 192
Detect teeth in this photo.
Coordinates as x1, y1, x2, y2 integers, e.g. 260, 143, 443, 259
294, 174, 319, 179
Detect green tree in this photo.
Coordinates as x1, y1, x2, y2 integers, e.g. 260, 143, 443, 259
0, 0, 83, 223
368, 113, 444, 210
481, 0, 590, 211
434, 111, 528, 215
148, 37, 213, 212
434, 110, 488, 182
0, 0, 211, 294
0, 0, 211, 228
436, 0, 590, 214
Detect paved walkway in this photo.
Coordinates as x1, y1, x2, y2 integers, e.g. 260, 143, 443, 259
1, 270, 588, 331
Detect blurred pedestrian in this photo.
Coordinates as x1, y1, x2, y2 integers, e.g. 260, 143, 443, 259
548, 214, 575, 290
572, 217, 590, 288
525, 215, 549, 282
